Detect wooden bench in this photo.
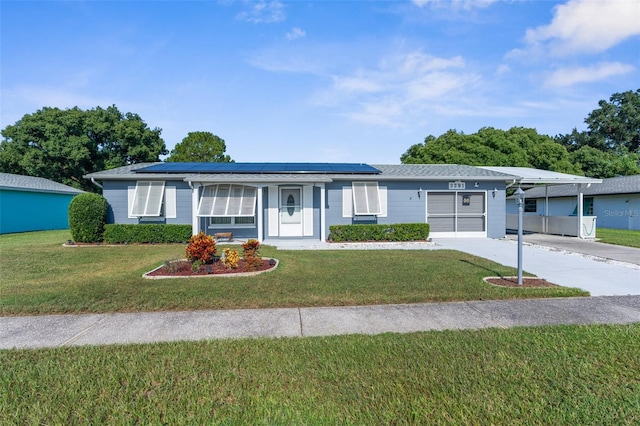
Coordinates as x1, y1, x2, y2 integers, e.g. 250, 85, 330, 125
214, 232, 233, 242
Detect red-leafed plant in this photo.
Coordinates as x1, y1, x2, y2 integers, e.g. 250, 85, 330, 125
242, 239, 262, 271
185, 232, 217, 264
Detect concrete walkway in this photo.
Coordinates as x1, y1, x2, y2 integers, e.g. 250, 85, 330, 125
2, 296, 640, 349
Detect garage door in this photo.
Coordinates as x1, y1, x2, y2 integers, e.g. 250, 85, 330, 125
426, 191, 486, 237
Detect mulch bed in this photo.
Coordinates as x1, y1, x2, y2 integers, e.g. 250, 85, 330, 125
485, 277, 559, 288
148, 259, 276, 277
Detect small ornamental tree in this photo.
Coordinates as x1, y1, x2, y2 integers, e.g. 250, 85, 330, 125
185, 232, 217, 264
68, 193, 108, 243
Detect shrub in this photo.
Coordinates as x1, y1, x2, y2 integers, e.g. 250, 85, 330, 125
328, 223, 430, 242
103, 224, 192, 244
186, 232, 217, 263
68, 193, 108, 243
242, 239, 262, 271
222, 248, 240, 269
241, 239, 261, 258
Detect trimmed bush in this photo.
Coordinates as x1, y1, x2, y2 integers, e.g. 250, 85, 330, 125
328, 223, 429, 242
103, 224, 192, 244
68, 193, 108, 243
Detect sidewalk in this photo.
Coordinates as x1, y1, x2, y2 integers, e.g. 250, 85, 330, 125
2, 296, 640, 349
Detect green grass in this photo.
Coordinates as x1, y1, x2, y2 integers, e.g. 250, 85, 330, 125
597, 227, 640, 248
2, 324, 639, 424
0, 230, 587, 316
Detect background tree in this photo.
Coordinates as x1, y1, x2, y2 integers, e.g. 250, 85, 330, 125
401, 127, 581, 175
585, 89, 640, 154
166, 131, 233, 163
0, 105, 167, 191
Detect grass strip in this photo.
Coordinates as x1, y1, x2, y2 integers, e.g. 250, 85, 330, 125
597, 228, 640, 248
1, 324, 639, 424
0, 231, 586, 316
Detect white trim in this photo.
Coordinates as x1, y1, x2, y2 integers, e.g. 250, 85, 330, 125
303, 185, 313, 236
268, 186, 279, 237
319, 183, 326, 241
257, 186, 264, 242
342, 186, 353, 217
191, 183, 200, 235
165, 186, 177, 219
379, 186, 387, 218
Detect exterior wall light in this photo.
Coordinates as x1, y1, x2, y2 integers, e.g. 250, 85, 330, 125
492, 188, 498, 198
417, 188, 423, 199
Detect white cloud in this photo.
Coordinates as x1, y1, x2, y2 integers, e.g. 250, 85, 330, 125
545, 62, 635, 87
412, 0, 498, 11
286, 27, 306, 41
316, 51, 480, 127
524, 0, 640, 56
496, 64, 510, 75
236, 0, 285, 23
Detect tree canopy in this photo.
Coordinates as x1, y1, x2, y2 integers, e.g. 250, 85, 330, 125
402, 89, 640, 178
0, 106, 167, 191
166, 132, 233, 163
401, 127, 582, 175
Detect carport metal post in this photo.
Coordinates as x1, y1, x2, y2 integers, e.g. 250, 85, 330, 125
514, 187, 525, 285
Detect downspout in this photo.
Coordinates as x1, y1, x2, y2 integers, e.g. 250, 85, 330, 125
90, 178, 103, 189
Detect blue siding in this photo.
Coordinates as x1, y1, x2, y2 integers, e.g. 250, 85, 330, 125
0, 189, 77, 234
103, 180, 192, 225
326, 180, 507, 239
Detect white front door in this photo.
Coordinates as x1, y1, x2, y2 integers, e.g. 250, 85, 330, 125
279, 188, 303, 236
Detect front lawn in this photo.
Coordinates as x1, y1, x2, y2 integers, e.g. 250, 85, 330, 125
0, 230, 587, 316
2, 324, 638, 424
597, 227, 640, 248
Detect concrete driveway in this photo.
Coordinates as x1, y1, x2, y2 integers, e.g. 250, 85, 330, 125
433, 237, 639, 297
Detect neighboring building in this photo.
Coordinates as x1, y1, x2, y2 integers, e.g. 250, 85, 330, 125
0, 173, 84, 234
519, 175, 640, 231
86, 162, 521, 241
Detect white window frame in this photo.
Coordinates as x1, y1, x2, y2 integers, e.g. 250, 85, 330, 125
198, 184, 257, 218
208, 216, 256, 229
128, 181, 176, 219
342, 183, 386, 217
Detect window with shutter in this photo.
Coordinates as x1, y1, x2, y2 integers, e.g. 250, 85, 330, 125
352, 182, 382, 215
130, 181, 165, 217
198, 185, 257, 217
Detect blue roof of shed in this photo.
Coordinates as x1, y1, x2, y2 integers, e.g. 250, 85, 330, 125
135, 162, 381, 174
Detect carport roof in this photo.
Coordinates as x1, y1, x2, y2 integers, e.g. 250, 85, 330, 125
478, 166, 602, 185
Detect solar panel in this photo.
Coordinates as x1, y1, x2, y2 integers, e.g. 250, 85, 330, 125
135, 162, 380, 174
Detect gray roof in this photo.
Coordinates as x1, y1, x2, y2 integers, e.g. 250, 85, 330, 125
0, 173, 84, 195
478, 166, 601, 185
524, 175, 640, 199
85, 163, 518, 182
372, 164, 517, 180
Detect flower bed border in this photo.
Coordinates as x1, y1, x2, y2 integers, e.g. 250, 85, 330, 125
143, 258, 279, 279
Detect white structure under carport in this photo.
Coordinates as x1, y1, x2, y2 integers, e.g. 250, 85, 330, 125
479, 167, 603, 239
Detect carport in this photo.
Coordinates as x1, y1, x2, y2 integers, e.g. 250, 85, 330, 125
479, 167, 602, 239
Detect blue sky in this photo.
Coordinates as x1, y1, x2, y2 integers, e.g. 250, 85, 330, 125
2, 0, 639, 163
